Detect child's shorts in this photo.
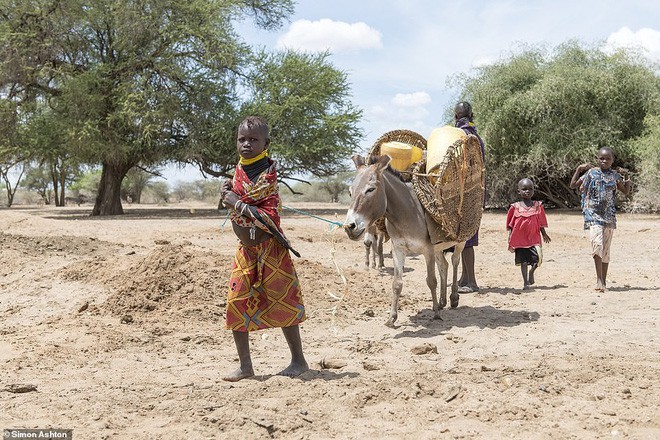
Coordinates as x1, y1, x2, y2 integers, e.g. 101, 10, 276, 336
589, 224, 614, 263
515, 246, 540, 266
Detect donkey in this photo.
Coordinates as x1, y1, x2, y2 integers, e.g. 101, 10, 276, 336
364, 225, 385, 269
344, 154, 465, 327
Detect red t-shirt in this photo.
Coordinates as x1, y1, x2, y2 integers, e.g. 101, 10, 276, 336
506, 201, 548, 251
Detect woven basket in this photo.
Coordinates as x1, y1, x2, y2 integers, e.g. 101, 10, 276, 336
411, 134, 485, 242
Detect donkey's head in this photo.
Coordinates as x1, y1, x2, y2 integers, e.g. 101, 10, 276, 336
343, 154, 391, 241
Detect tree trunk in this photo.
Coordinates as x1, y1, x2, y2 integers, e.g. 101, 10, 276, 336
50, 164, 62, 207
134, 186, 143, 204
2, 176, 13, 207
52, 175, 61, 206
2, 166, 23, 207
92, 161, 133, 216
58, 169, 66, 207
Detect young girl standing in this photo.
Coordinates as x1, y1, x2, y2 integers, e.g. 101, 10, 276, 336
506, 178, 551, 290
220, 116, 308, 381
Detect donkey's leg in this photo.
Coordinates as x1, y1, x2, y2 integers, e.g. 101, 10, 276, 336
449, 242, 466, 308
370, 239, 378, 268
436, 251, 449, 309
364, 231, 375, 268
377, 233, 385, 269
424, 249, 439, 319
387, 247, 406, 327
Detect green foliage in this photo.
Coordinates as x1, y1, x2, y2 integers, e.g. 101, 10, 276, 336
284, 176, 353, 204
451, 42, 660, 209
0, 0, 360, 214
629, 114, 660, 212
0, 0, 297, 214
171, 179, 220, 203
193, 50, 364, 182
69, 168, 102, 199
20, 165, 53, 204
143, 181, 170, 204
121, 168, 157, 203
242, 50, 363, 179
317, 172, 352, 203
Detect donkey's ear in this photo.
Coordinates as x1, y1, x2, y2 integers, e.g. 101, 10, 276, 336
352, 154, 366, 168
375, 154, 392, 171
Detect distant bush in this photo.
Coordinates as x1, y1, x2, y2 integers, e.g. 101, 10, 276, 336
171, 179, 220, 203
282, 174, 352, 204
627, 114, 660, 213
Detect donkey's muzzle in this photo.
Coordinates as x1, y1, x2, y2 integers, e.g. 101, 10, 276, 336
343, 221, 365, 241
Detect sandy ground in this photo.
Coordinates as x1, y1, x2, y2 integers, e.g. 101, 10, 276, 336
0, 202, 658, 440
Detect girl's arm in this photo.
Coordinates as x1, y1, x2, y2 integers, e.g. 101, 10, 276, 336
540, 227, 551, 243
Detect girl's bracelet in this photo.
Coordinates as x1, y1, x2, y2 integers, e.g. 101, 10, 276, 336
234, 200, 249, 216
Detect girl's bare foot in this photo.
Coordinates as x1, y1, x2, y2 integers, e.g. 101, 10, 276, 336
278, 361, 309, 378
222, 367, 255, 382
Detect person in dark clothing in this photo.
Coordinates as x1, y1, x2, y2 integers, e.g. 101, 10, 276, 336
454, 101, 485, 293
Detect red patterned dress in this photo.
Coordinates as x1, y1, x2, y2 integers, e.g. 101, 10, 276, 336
225, 160, 305, 332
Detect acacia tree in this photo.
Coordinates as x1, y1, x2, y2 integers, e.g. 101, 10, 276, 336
21, 165, 53, 204
121, 168, 157, 204
319, 172, 352, 203
0, 0, 295, 215
451, 42, 660, 208
19, 105, 81, 206
191, 50, 363, 191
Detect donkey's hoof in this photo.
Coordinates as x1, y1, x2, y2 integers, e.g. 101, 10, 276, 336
385, 317, 397, 328
450, 296, 459, 308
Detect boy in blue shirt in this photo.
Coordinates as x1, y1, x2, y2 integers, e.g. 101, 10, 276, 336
570, 147, 632, 291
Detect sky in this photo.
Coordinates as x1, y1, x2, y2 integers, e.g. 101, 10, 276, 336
162, 0, 660, 184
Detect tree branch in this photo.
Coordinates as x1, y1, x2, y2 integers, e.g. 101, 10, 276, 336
279, 179, 302, 195
135, 165, 163, 178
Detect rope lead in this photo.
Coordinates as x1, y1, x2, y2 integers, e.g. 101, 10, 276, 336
282, 205, 344, 229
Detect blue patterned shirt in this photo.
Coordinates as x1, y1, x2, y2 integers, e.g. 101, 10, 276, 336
578, 167, 622, 229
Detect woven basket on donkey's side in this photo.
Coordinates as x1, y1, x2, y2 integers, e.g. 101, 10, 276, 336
411, 134, 485, 242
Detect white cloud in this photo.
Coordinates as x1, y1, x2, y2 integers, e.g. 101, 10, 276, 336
276, 19, 382, 53
472, 55, 498, 68
604, 27, 660, 62
369, 103, 430, 128
392, 91, 431, 107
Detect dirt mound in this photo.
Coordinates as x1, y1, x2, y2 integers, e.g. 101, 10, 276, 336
0, 231, 115, 257
59, 243, 231, 321
59, 243, 377, 324
101, 244, 231, 320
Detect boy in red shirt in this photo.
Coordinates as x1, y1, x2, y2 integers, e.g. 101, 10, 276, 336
506, 178, 551, 290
